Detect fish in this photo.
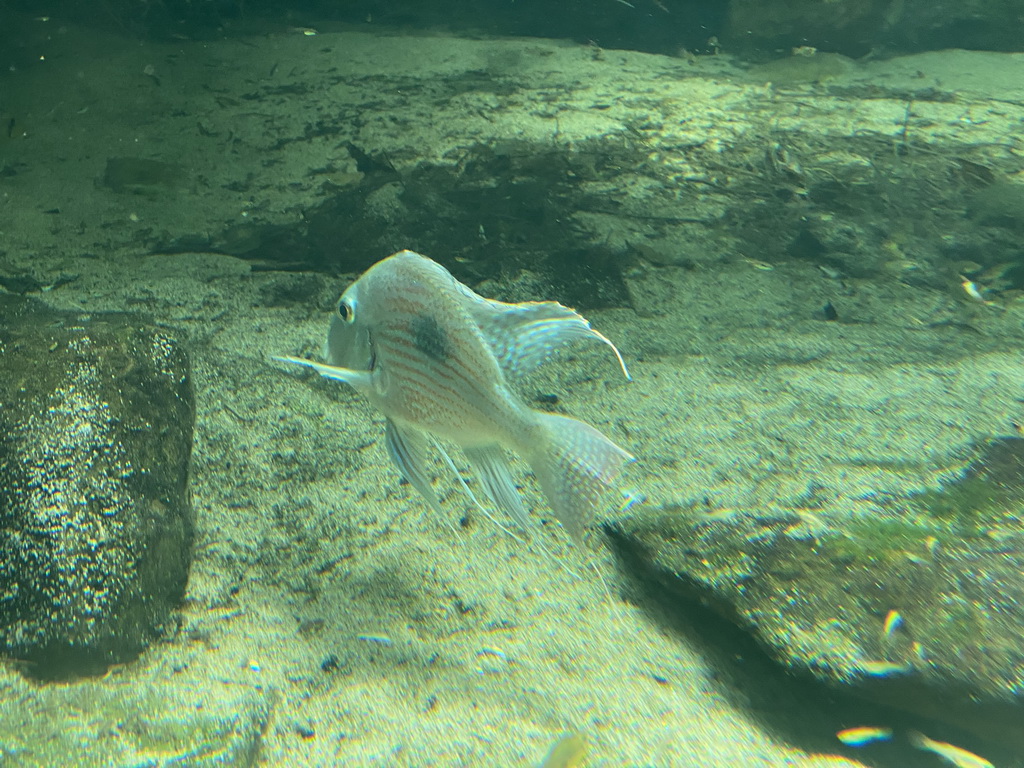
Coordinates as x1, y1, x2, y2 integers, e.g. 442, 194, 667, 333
882, 609, 903, 638
274, 250, 633, 539
911, 641, 928, 663
857, 660, 912, 677
835, 726, 892, 747
908, 731, 994, 768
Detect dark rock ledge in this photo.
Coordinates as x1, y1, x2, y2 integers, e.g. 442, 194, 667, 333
608, 437, 1024, 752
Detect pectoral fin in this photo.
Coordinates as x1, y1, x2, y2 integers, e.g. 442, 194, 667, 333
272, 355, 373, 393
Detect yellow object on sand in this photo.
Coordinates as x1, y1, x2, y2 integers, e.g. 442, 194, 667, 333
540, 733, 587, 768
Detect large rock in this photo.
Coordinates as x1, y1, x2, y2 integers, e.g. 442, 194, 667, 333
0, 672, 274, 767
4, 27, 1024, 313
0, 296, 194, 677
608, 437, 1024, 751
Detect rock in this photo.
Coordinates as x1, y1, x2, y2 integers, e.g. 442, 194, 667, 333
883, 0, 1024, 53
968, 181, 1024, 229
102, 157, 187, 195
0, 672, 275, 767
12, 29, 1024, 316
0, 295, 194, 678
607, 437, 1024, 751
726, 0, 889, 57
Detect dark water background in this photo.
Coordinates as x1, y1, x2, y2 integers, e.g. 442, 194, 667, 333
4, 0, 1024, 57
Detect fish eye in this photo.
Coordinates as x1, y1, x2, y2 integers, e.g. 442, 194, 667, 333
337, 298, 355, 323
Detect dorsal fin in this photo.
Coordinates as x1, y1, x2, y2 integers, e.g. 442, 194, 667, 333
460, 291, 630, 380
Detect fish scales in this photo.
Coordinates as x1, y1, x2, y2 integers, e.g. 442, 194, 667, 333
275, 250, 634, 540
368, 261, 523, 443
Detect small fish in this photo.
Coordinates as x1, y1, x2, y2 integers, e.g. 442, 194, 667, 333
959, 277, 997, 306
836, 726, 892, 747
911, 641, 928, 663
476, 647, 508, 661
960, 278, 986, 301
882, 609, 903, 638
275, 250, 633, 539
355, 634, 393, 646
908, 731, 994, 768
858, 660, 912, 677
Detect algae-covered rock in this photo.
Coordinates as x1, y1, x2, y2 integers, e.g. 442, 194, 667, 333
0, 295, 194, 677
608, 437, 1024, 750
743, 53, 857, 87
0, 672, 274, 767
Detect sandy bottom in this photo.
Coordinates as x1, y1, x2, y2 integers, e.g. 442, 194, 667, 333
2, 14, 1023, 768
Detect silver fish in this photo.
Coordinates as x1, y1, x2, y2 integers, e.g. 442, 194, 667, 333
275, 250, 633, 539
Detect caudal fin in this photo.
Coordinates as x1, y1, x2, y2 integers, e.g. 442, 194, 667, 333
527, 412, 634, 540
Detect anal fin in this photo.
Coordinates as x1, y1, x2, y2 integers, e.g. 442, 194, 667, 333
463, 444, 531, 530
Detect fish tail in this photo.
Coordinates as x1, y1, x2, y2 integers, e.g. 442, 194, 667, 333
527, 412, 634, 540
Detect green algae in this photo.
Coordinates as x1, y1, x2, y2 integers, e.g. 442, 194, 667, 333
911, 437, 1024, 534
835, 437, 1024, 564
829, 513, 944, 567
